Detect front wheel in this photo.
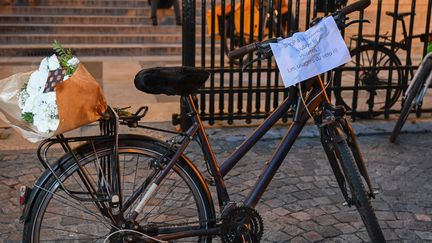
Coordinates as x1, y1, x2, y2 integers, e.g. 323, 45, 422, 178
389, 79, 421, 143
390, 55, 432, 143
23, 136, 215, 242
334, 140, 386, 242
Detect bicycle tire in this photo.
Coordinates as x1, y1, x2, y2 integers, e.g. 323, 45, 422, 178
334, 44, 403, 117
390, 59, 432, 142
23, 135, 215, 242
334, 140, 386, 243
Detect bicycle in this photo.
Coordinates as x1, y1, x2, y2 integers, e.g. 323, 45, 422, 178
334, 10, 432, 117
389, 52, 432, 143
19, 1, 386, 242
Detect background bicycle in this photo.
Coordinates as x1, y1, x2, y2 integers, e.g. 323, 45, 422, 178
390, 52, 432, 142
333, 9, 432, 118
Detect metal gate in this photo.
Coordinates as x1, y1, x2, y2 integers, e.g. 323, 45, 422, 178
181, 0, 432, 125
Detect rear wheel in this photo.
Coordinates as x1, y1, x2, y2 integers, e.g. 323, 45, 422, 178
23, 137, 215, 242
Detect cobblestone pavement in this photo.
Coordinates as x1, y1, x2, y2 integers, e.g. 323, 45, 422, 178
0, 123, 432, 242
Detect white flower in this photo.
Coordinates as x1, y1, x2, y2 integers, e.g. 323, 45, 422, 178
38, 57, 49, 71
63, 75, 70, 81
26, 69, 48, 96
18, 89, 29, 110
33, 113, 51, 133
67, 57, 79, 67
33, 112, 59, 133
19, 55, 61, 134
48, 54, 60, 70
32, 92, 59, 133
21, 94, 37, 113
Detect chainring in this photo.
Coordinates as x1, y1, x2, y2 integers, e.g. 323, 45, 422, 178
220, 206, 263, 243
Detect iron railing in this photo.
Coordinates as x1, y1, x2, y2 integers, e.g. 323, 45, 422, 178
181, 0, 432, 126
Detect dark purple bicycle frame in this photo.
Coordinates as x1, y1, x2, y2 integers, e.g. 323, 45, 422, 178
151, 80, 324, 213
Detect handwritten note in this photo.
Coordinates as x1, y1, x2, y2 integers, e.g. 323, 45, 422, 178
270, 17, 350, 87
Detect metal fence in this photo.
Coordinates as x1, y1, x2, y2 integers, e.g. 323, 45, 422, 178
181, 0, 432, 125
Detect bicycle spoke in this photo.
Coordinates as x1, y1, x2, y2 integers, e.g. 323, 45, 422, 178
36, 185, 114, 230
26, 143, 212, 242
40, 225, 105, 239
139, 170, 178, 222
43, 210, 103, 224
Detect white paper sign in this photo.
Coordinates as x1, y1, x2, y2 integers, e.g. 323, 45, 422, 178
270, 17, 350, 87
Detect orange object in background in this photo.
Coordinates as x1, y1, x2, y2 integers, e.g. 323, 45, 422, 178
206, 0, 291, 39
206, 0, 260, 39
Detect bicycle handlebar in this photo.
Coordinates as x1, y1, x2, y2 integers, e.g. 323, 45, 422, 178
227, 43, 257, 60
227, 0, 371, 60
339, 0, 370, 15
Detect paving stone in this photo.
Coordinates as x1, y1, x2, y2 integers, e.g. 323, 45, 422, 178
282, 224, 305, 237
386, 220, 407, 229
414, 214, 432, 222
312, 196, 333, 205
333, 211, 360, 223
375, 211, 397, 221
263, 230, 291, 242
314, 214, 339, 226
291, 212, 312, 221
334, 223, 357, 234
302, 231, 324, 242
1, 129, 432, 242
415, 231, 432, 241
394, 228, 419, 241
304, 208, 326, 217
272, 207, 290, 216
289, 236, 309, 243
340, 234, 363, 242
314, 225, 342, 238
298, 220, 319, 231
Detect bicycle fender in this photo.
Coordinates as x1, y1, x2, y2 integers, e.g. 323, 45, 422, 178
332, 125, 348, 143
20, 167, 54, 223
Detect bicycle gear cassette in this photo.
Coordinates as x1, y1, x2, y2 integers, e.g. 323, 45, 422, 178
220, 206, 263, 243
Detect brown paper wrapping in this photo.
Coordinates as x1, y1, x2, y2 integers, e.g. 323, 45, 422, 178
0, 63, 107, 142
55, 63, 107, 134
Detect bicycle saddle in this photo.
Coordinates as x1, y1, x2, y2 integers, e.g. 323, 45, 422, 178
385, 11, 414, 20
134, 67, 209, 96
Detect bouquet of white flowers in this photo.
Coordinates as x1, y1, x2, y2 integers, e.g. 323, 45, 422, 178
0, 41, 107, 142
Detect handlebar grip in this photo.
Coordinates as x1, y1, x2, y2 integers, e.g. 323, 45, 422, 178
340, 0, 371, 15
227, 43, 258, 59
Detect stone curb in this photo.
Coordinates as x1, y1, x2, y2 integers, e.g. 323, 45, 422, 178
1, 118, 431, 150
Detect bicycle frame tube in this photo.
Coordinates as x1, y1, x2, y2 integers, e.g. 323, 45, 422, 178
132, 78, 327, 239
204, 77, 326, 208
244, 81, 325, 207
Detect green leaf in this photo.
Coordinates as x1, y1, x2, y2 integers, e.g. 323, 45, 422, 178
22, 112, 34, 123
52, 40, 74, 71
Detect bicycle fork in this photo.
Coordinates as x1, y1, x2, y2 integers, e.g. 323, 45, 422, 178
318, 105, 376, 206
